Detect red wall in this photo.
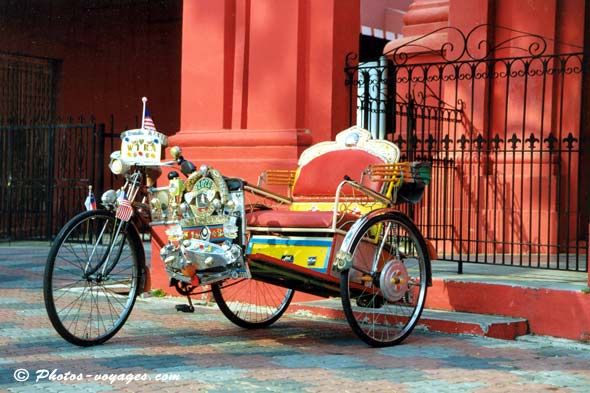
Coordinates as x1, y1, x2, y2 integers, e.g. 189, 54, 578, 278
361, 0, 412, 38
0, 0, 182, 134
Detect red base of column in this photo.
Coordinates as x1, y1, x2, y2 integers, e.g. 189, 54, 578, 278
148, 228, 173, 293
169, 128, 312, 183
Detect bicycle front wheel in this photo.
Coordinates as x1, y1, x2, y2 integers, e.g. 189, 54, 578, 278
43, 210, 143, 346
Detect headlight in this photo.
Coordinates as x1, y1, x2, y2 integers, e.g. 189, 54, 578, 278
101, 189, 117, 205
108, 151, 129, 175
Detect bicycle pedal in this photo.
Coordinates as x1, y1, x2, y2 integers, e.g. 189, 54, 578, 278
175, 304, 195, 313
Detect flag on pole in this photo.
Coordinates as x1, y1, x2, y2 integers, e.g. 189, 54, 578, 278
116, 193, 134, 222
143, 107, 157, 131
84, 186, 97, 211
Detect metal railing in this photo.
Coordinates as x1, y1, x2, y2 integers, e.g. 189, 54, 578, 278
0, 117, 102, 241
0, 114, 156, 242
345, 25, 588, 272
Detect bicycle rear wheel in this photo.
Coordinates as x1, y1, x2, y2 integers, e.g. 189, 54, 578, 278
340, 211, 429, 347
44, 210, 143, 346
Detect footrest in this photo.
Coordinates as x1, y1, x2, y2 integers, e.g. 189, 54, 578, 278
175, 304, 195, 313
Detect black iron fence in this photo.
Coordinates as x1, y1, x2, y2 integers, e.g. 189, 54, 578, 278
346, 25, 588, 272
0, 118, 105, 241
0, 113, 152, 242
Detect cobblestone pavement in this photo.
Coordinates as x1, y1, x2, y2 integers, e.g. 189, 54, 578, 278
1, 244, 589, 392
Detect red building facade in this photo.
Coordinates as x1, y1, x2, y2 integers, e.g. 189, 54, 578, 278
2, 1, 589, 337
155, 1, 590, 339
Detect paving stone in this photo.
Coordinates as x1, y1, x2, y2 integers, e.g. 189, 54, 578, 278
1, 243, 590, 392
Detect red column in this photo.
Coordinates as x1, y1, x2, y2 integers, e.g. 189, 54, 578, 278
150, 0, 360, 293
172, 0, 359, 175
179, 0, 232, 130
246, 1, 299, 130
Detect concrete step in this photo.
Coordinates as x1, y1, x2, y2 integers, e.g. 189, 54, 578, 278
427, 260, 590, 341
287, 298, 529, 340
427, 279, 590, 341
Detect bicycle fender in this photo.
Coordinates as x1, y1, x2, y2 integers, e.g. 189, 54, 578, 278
339, 208, 400, 254
335, 208, 432, 286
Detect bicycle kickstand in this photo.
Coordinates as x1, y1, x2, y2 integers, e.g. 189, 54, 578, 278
175, 295, 195, 313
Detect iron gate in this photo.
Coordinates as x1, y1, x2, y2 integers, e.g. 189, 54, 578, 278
346, 25, 588, 272
0, 119, 105, 241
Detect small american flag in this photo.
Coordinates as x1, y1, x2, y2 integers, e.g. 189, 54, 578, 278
116, 193, 134, 222
143, 107, 157, 131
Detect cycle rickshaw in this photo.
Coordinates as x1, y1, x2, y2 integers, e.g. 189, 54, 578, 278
43, 120, 433, 348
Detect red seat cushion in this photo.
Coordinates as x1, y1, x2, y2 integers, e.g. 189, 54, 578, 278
247, 210, 360, 229
292, 149, 384, 198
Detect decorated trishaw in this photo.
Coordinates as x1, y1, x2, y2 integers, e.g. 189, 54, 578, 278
43, 101, 433, 348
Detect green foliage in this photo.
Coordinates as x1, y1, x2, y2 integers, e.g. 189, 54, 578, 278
150, 288, 167, 297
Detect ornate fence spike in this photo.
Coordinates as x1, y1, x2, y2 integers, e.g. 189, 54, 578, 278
442, 134, 453, 151
508, 133, 521, 150
563, 133, 578, 150
425, 133, 436, 153
457, 134, 469, 150
490, 134, 503, 150
474, 134, 486, 151
394, 133, 406, 150
543, 133, 558, 152
525, 133, 540, 150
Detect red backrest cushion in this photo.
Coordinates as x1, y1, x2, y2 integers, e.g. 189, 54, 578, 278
291, 149, 384, 198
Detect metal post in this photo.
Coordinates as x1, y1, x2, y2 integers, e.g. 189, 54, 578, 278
578, 0, 590, 278
407, 97, 415, 161
6, 125, 14, 243
96, 123, 105, 197
46, 124, 55, 241
378, 56, 388, 140
580, 0, 590, 278
388, 62, 396, 139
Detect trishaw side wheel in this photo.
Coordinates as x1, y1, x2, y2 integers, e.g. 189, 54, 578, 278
212, 279, 294, 328
43, 210, 143, 346
340, 211, 429, 347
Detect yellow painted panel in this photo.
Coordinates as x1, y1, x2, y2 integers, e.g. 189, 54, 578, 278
247, 236, 333, 273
